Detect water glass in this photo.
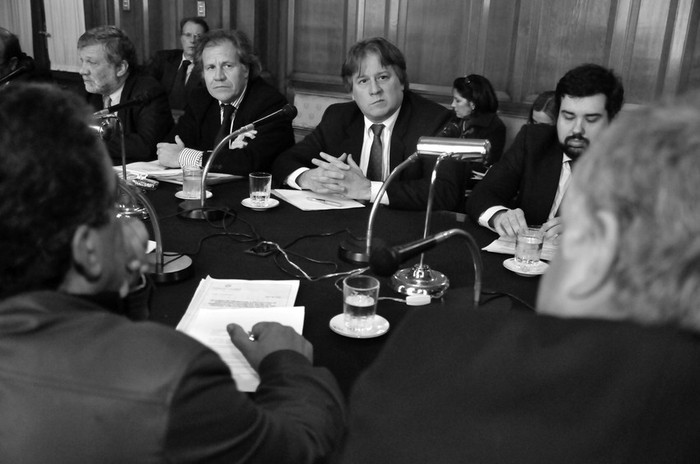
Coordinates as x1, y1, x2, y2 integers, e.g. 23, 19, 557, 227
249, 172, 272, 207
343, 275, 380, 332
515, 226, 544, 265
182, 166, 202, 198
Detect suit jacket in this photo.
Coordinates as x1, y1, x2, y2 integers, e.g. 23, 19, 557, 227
144, 49, 204, 110
272, 91, 458, 211
338, 304, 700, 463
437, 111, 507, 165
465, 124, 562, 225
168, 75, 295, 175
0, 291, 345, 464
87, 72, 173, 164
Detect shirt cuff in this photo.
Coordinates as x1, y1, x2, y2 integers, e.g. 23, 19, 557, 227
285, 167, 309, 190
479, 205, 507, 231
370, 181, 389, 205
178, 148, 203, 168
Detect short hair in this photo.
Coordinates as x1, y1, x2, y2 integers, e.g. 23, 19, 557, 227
0, 27, 22, 64
194, 29, 261, 79
341, 37, 408, 92
555, 63, 624, 119
77, 25, 137, 73
0, 83, 113, 299
528, 90, 556, 124
179, 17, 209, 34
453, 74, 498, 114
569, 91, 700, 332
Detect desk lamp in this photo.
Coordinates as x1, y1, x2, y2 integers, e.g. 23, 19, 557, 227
365, 137, 490, 298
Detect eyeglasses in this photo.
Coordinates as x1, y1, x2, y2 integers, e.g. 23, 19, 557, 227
182, 33, 202, 40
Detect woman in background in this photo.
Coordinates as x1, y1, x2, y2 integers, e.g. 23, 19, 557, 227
438, 74, 506, 166
527, 90, 557, 125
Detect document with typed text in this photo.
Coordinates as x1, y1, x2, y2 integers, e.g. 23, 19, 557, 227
176, 276, 303, 392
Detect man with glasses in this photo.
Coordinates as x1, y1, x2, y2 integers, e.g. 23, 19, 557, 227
146, 17, 209, 112
0, 82, 344, 464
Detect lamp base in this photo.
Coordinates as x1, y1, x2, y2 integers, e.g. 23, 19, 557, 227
177, 200, 226, 221
390, 263, 449, 298
338, 236, 370, 264
147, 252, 194, 283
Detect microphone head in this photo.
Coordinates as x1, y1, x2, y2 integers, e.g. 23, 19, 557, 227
369, 239, 400, 277
282, 104, 298, 119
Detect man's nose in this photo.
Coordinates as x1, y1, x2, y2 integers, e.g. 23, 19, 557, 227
369, 79, 382, 95
571, 117, 584, 134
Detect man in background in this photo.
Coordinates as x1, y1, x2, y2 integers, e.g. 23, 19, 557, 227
466, 63, 624, 238
0, 82, 344, 463
338, 92, 700, 463
157, 29, 294, 175
0, 26, 46, 85
145, 17, 209, 112
79, 25, 173, 163
272, 37, 459, 211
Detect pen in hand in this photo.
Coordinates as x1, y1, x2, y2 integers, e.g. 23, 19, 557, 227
308, 197, 342, 207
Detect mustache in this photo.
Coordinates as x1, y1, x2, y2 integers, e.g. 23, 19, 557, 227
564, 134, 588, 145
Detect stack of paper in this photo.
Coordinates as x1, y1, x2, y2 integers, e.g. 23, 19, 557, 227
273, 188, 365, 211
120, 161, 242, 185
177, 277, 304, 392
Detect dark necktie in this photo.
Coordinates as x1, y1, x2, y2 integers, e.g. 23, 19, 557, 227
214, 103, 236, 146
366, 124, 385, 181
169, 60, 191, 109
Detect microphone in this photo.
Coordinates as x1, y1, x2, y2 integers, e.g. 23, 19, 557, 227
370, 229, 461, 276
232, 104, 298, 135
0, 58, 35, 84
94, 91, 164, 116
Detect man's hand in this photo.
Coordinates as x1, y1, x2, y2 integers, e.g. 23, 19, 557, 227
227, 322, 313, 371
157, 135, 185, 167
491, 208, 529, 237
541, 217, 563, 243
229, 130, 257, 150
298, 152, 371, 200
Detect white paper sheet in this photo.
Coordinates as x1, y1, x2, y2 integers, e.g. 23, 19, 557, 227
117, 161, 243, 185
177, 277, 303, 392
273, 189, 365, 211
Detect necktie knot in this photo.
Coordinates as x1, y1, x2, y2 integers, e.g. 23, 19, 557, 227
371, 123, 384, 137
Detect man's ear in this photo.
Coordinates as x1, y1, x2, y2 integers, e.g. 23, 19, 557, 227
116, 60, 128, 78
8, 56, 18, 72
568, 210, 619, 298
71, 224, 103, 282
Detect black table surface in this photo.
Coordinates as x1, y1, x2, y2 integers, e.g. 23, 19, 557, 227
145, 180, 540, 396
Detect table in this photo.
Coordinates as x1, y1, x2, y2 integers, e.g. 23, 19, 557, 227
146, 179, 540, 396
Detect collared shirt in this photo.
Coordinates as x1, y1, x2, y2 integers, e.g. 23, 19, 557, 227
105, 84, 125, 110
178, 84, 248, 168
285, 106, 402, 205
478, 152, 572, 230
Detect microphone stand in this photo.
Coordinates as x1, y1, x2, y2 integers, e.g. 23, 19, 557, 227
118, 179, 193, 283
178, 126, 249, 221
364, 137, 490, 298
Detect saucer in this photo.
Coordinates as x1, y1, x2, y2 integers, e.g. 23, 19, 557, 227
241, 198, 279, 211
329, 314, 390, 339
175, 190, 212, 200
503, 257, 549, 277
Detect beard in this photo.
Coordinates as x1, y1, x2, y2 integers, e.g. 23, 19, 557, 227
559, 134, 589, 160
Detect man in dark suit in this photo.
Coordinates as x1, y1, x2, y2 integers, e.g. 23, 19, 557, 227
271, 37, 457, 211
144, 17, 209, 112
157, 29, 294, 176
338, 91, 700, 464
79, 26, 173, 164
0, 82, 344, 463
466, 64, 624, 238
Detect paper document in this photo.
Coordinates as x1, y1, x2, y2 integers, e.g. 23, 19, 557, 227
119, 161, 243, 185
273, 189, 365, 211
483, 236, 558, 261
177, 277, 303, 392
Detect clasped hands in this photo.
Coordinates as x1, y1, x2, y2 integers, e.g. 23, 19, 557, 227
297, 152, 371, 201
491, 207, 562, 242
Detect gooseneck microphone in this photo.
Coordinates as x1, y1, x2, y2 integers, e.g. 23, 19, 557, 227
234, 104, 298, 135
0, 59, 35, 85
370, 229, 461, 276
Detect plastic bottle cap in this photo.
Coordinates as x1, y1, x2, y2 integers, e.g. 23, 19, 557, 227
405, 294, 431, 306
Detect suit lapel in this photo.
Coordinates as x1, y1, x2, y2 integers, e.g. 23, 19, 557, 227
343, 107, 365, 165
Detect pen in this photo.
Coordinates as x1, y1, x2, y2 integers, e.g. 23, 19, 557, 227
308, 197, 342, 207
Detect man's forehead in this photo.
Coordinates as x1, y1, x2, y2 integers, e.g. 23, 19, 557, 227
560, 93, 607, 115
182, 21, 204, 33
202, 41, 240, 61
354, 53, 393, 78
